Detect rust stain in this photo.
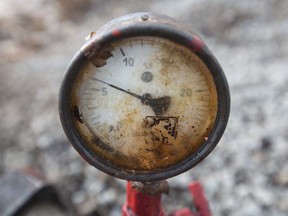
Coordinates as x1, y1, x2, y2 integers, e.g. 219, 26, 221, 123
89, 45, 114, 68
73, 106, 84, 123
70, 36, 218, 172
144, 116, 178, 144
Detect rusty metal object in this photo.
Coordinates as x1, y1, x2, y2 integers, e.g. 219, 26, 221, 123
122, 181, 165, 216
0, 169, 69, 216
122, 181, 211, 216
59, 12, 230, 181
131, 180, 170, 196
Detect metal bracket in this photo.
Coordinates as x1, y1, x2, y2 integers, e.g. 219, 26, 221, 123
0, 169, 70, 216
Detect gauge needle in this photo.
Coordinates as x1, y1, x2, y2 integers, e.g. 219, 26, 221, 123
92, 77, 170, 116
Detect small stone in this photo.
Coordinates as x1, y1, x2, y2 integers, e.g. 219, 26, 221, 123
272, 171, 288, 187
72, 190, 87, 204
260, 137, 272, 151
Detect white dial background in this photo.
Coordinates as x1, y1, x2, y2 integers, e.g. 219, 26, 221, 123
74, 37, 217, 171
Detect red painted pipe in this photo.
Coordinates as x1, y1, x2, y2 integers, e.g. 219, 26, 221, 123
188, 182, 211, 216
122, 181, 165, 216
122, 181, 211, 216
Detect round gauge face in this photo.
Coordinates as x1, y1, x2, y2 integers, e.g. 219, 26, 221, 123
71, 36, 218, 172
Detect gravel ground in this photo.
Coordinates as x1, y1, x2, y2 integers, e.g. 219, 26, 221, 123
0, 0, 287, 215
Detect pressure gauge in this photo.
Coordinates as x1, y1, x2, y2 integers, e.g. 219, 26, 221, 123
59, 12, 230, 181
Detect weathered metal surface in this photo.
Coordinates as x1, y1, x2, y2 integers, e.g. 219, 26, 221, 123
0, 169, 69, 216
59, 12, 230, 181
131, 181, 170, 196
0, 169, 43, 216
71, 37, 218, 172
122, 181, 165, 216
122, 181, 211, 216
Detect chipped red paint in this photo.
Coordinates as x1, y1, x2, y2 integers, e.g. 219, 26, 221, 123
189, 35, 205, 52
122, 181, 165, 216
112, 29, 121, 37
122, 181, 211, 216
188, 182, 211, 216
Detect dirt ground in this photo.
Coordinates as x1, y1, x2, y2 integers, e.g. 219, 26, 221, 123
0, 0, 288, 215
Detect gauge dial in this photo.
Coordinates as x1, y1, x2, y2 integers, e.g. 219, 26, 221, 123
73, 37, 217, 171
59, 12, 230, 181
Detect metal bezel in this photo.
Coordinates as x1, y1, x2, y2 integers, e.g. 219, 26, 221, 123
59, 12, 230, 181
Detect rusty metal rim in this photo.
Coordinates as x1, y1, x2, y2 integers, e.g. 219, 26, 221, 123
59, 13, 230, 181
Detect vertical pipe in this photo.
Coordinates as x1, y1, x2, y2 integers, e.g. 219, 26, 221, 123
122, 181, 165, 216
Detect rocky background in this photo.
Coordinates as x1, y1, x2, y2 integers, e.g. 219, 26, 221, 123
0, 0, 287, 215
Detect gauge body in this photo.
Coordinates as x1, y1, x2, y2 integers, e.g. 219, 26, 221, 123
59, 12, 230, 181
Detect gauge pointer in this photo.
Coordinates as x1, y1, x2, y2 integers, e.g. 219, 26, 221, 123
92, 78, 170, 115
92, 77, 143, 100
